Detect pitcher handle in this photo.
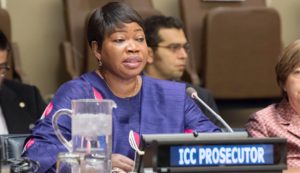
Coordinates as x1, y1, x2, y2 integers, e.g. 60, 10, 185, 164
52, 109, 73, 152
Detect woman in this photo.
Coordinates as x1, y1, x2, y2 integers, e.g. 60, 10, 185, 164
246, 40, 300, 167
23, 2, 220, 172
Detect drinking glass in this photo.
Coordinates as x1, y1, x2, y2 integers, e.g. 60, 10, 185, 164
81, 153, 107, 173
56, 152, 81, 173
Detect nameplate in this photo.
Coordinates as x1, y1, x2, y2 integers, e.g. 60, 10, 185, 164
135, 134, 287, 173
170, 144, 274, 166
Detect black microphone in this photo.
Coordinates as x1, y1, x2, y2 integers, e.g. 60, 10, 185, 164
186, 87, 234, 132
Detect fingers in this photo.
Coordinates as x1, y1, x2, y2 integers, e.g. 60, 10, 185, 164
112, 153, 134, 172
112, 167, 126, 173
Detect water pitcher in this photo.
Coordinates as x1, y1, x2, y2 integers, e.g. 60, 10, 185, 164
52, 99, 116, 172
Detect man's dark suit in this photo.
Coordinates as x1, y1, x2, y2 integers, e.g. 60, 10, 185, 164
0, 79, 46, 134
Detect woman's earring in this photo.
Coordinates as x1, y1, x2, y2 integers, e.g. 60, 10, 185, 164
98, 59, 102, 67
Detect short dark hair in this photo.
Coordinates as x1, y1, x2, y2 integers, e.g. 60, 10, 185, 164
144, 15, 184, 49
86, 2, 144, 49
0, 30, 10, 52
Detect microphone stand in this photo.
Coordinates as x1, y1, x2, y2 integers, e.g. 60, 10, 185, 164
190, 92, 234, 133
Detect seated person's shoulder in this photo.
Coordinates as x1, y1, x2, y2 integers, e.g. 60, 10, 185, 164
142, 76, 187, 100
3, 79, 39, 93
2, 79, 46, 118
250, 103, 278, 119
143, 75, 186, 89
51, 75, 96, 104
55, 76, 92, 95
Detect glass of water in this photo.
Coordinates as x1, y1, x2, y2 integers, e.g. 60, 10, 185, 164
81, 153, 108, 173
56, 152, 81, 173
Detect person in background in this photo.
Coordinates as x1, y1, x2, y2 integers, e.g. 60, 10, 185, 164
23, 2, 220, 173
246, 40, 300, 167
0, 30, 46, 134
144, 15, 221, 127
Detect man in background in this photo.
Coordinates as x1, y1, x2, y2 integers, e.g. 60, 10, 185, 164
144, 15, 221, 127
0, 30, 46, 134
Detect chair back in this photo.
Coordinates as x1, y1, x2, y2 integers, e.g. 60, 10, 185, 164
180, 0, 281, 99
180, 0, 266, 85
204, 7, 281, 98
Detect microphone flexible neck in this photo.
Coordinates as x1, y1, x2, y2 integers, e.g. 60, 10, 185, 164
189, 89, 234, 132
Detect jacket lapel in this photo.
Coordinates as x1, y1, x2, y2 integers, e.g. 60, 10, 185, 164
0, 85, 33, 133
277, 100, 300, 138
285, 115, 300, 138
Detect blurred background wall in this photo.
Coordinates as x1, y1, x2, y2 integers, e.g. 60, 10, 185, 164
3, 0, 300, 98
5, 0, 66, 98
268, 0, 300, 46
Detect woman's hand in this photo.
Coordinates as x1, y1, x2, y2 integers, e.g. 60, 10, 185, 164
112, 153, 134, 172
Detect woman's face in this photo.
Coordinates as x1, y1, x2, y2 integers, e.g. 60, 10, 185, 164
284, 66, 300, 110
98, 22, 148, 80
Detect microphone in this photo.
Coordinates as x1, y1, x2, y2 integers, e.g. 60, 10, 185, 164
186, 87, 234, 132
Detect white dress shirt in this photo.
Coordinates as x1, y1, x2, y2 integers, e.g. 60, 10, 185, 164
0, 105, 8, 134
